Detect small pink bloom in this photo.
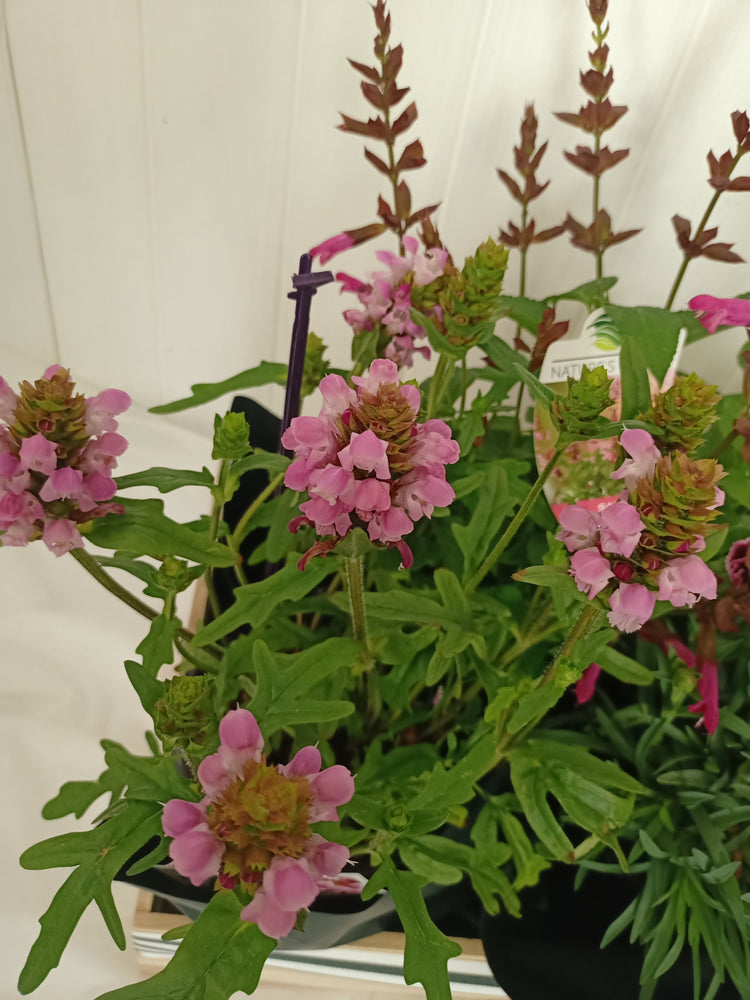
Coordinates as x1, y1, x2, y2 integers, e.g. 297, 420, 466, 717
611, 429, 660, 491
265, 857, 318, 911
281, 416, 336, 457
598, 501, 645, 558
85, 388, 131, 435
42, 518, 83, 556
0, 453, 30, 494
394, 469, 454, 521
304, 833, 350, 878
368, 505, 414, 545
217, 708, 265, 774
689, 294, 750, 335
351, 358, 400, 395
318, 373, 356, 416
338, 430, 390, 479
280, 745, 322, 779
557, 504, 600, 552
664, 636, 697, 669
162, 799, 207, 838
82, 471, 117, 504
657, 555, 717, 608
354, 477, 391, 519
196, 753, 231, 800
310, 232, 355, 264
18, 434, 58, 476
309, 765, 356, 822
607, 582, 655, 633
336, 272, 368, 294
0, 489, 43, 528
43, 364, 67, 379
0, 377, 18, 422
168, 827, 225, 887
576, 662, 602, 704
39, 466, 84, 503
570, 547, 613, 598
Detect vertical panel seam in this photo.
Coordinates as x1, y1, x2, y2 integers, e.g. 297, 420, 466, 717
3, 0, 61, 361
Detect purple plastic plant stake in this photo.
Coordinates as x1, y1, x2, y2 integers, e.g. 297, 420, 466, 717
280, 253, 334, 451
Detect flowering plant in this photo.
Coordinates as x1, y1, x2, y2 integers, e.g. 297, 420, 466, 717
12, 3, 750, 999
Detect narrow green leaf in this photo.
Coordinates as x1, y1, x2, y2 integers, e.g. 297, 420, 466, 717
509, 753, 574, 861
513, 362, 557, 408
42, 772, 120, 821
507, 683, 564, 734
596, 645, 654, 686
513, 564, 573, 588
85, 498, 238, 567
124, 660, 164, 720
149, 362, 288, 414
550, 276, 618, 309
619, 336, 652, 421
114, 467, 215, 493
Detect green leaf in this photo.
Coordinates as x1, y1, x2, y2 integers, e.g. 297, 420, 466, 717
507, 683, 564, 734
496, 294, 547, 334
114, 467, 215, 493
509, 752, 575, 861
410, 730, 497, 815
376, 856, 461, 1000
528, 740, 645, 795
513, 564, 574, 588
230, 450, 290, 480
18, 802, 163, 994
194, 556, 333, 644
124, 660, 165, 720
619, 336, 652, 421
42, 772, 121, 821
135, 615, 181, 674
101, 741, 196, 802
604, 305, 700, 382
85, 498, 238, 567
149, 362, 288, 414
452, 464, 517, 580
94, 893, 276, 1000
550, 277, 618, 310
363, 591, 464, 628
596, 644, 654, 686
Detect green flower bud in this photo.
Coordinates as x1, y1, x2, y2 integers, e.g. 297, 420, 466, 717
154, 674, 220, 761
155, 557, 196, 594
436, 237, 509, 337
550, 365, 614, 436
212, 411, 251, 461
644, 374, 720, 455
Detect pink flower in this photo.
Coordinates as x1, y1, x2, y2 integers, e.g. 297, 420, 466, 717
570, 547, 613, 598
310, 232, 355, 264
85, 388, 131, 435
42, 518, 83, 556
611, 429, 660, 491
162, 709, 353, 938
598, 501, 645, 558
726, 537, 750, 587
657, 555, 717, 608
18, 434, 58, 476
689, 295, 750, 335
576, 663, 602, 704
557, 504, 599, 552
0, 377, 18, 422
607, 583, 656, 633
688, 661, 720, 733
338, 430, 390, 479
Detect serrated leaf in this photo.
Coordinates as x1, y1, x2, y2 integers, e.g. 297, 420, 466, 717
509, 754, 575, 861
101, 742, 197, 802
376, 856, 461, 1000
18, 802, 163, 994
452, 464, 516, 580
229, 450, 290, 479
619, 336, 652, 421
136, 615, 181, 674
114, 467, 215, 493
94, 892, 276, 1000
85, 499, 238, 567
149, 362, 288, 414
194, 556, 333, 644
410, 730, 497, 816
604, 305, 699, 382
495, 295, 547, 334
363, 591, 463, 628
124, 660, 165, 720
550, 276, 618, 309
41, 772, 121, 821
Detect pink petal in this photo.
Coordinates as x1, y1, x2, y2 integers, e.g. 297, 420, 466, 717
569, 547, 613, 599
218, 708, 264, 773
280, 745, 322, 779
197, 752, 231, 799
39, 466, 83, 502
607, 582, 655, 633
18, 434, 58, 476
265, 858, 318, 911
42, 518, 83, 556
162, 799, 206, 837
576, 663, 602, 704
309, 764, 355, 821
310, 232, 355, 265
240, 890, 298, 938
168, 829, 224, 887
304, 834, 350, 878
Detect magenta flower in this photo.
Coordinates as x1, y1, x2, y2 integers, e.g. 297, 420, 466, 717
597, 501, 645, 558
162, 708, 354, 939
282, 359, 458, 569
570, 547, 613, 598
607, 582, 656, 633
687, 661, 720, 733
657, 555, 717, 608
689, 294, 750, 335
610, 429, 660, 491
576, 662, 602, 704
0, 367, 129, 556
309, 232, 355, 265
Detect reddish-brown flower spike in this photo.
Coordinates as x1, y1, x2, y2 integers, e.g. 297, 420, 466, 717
497, 169, 523, 203
671, 215, 744, 262
555, 98, 628, 135
565, 210, 640, 253
579, 67, 614, 99
396, 139, 426, 171
377, 195, 400, 228
707, 150, 736, 190
392, 101, 418, 136
530, 308, 570, 372
588, 0, 608, 26
347, 58, 379, 83
338, 113, 388, 140
732, 110, 750, 152
589, 44, 609, 70
564, 145, 629, 176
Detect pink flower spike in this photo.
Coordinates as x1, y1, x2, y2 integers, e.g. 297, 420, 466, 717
607, 582, 655, 633
569, 547, 613, 598
557, 504, 600, 552
688, 295, 750, 335
162, 799, 206, 838
576, 663, 602, 704
42, 518, 83, 556
310, 232, 355, 264
19, 434, 58, 476
688, 661, 720, 733
611, 429, 660, 491
658, 555, 717, 607
309, 764, 356, 822
598, 501, 645, 558
218, 708, 264, 773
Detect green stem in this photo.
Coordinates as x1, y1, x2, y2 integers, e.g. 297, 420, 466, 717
204, 461, 230, 620
230, 471, 286, 549
464, 440, 567, 594
664, 149, 744, 309
426, 353, 453, 420
710, 410, 746, 460
593, 131, 603, 281
70, 547, 224, 660
342, 554, 369, 647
